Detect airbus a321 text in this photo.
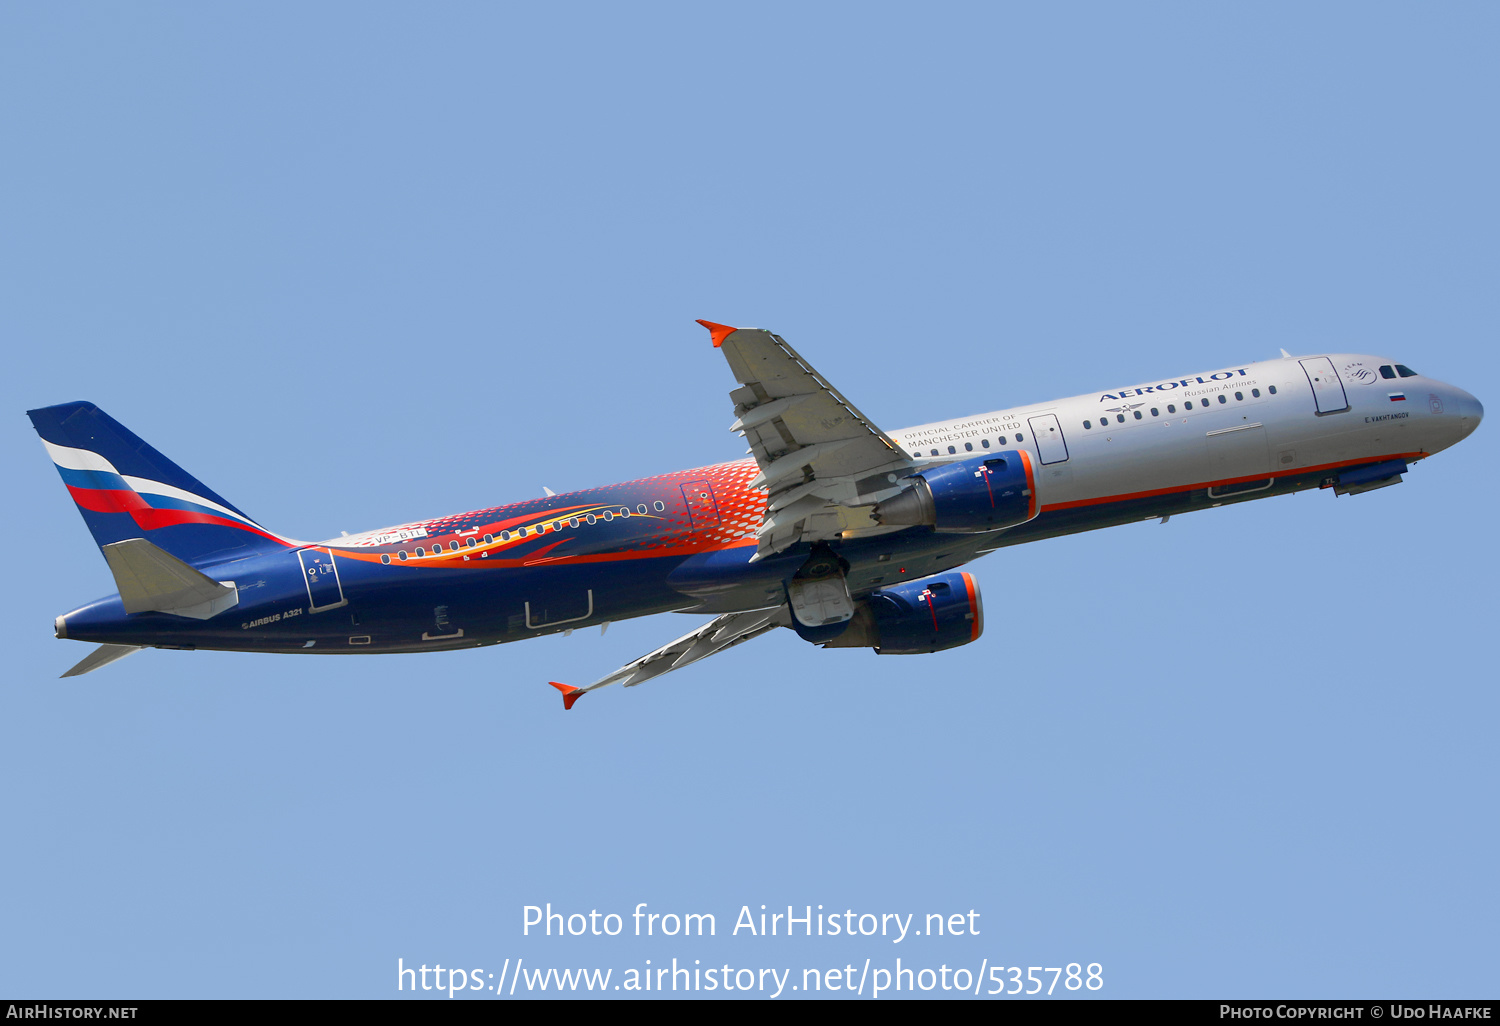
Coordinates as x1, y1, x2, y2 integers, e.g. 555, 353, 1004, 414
30, 321, 1482, 707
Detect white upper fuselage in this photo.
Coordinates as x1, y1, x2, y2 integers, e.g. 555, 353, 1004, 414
887, 353, 1482, 510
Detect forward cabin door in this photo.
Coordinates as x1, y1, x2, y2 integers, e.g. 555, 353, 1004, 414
1300, 358, 1349, 414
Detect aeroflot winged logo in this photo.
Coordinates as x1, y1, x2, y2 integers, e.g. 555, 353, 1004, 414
1098, 369, 1250, 401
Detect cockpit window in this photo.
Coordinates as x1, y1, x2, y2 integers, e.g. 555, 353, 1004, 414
1396, 364, 1418, 377
1379, 365, 1397, 379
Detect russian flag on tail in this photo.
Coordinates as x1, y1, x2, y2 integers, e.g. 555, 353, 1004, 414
28, 401, 294, 565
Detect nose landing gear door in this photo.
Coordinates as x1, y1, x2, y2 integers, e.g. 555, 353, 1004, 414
1300, 358, 1349, 414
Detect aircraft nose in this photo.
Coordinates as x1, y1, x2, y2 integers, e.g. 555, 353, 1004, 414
1454, 387, 1482, 440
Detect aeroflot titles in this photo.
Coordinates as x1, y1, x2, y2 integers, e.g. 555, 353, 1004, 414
1099, 368, 1250, 401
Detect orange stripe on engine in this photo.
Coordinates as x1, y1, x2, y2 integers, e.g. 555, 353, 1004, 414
1017, 448, 1038, 520
960, 572, 980, 641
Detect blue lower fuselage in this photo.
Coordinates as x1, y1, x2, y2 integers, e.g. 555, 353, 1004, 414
58, 457, 1364, 654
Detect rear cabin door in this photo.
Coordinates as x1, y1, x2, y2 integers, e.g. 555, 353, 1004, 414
1300, 358, 1349, 414
298, 547, 347, 612
1027, 414, 1070, 464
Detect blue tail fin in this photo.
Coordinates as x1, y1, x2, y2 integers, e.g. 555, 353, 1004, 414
28, 401, 293, 566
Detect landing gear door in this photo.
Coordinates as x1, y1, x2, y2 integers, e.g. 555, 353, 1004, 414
1027, 414, 1070, 465
298, 547, 347, 612
1300, 358, 1349, 414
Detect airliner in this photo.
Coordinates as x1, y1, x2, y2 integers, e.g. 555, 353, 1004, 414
30, 321, 1482, 707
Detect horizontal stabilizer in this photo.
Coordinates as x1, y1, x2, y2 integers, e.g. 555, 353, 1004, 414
549, 606, 789, 710
61, 644, 143, 678
549, 681, 585, 710
102, 538, 239, 619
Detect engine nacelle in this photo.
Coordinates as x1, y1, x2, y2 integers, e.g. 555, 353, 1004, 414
872, 451, 1037, 533
822, 571, 984, 655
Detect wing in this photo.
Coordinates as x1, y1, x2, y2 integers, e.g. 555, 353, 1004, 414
547, 605, 789, 709
699, 320, 916, 559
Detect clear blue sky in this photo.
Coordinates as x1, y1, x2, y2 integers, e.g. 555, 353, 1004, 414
2, 2, 1495, 999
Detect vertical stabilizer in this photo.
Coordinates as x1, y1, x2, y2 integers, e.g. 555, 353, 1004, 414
28, 401, 294, 566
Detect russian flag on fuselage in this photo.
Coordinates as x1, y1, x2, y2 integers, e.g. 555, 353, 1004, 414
1388, 392, 1407, 402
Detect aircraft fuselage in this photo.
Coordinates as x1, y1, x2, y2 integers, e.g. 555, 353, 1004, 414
52, 352, 1481, 658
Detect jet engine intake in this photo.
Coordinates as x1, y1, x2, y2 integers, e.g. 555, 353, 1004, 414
872, 452, 1036, 533
820, 571, 983, 654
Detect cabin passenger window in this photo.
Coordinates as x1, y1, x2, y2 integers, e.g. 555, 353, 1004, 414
1268, 385, 1278, 394
500, 530, 511, 541
519, 527, 529, 537
1015, 432, 1024, 441
654, 501, 665, 511
1116, 414, 1125, 423
1168, 404, 1176, 413
569, 517, 580, 527
981, 438, 991, 448
1396, 365, 1418, 377
1083, 420, 1092, 429
619, 508, 630, 517
930, 449, 938, 456
1218, 394, 1227, 404
483, 534, 493, 544
381, 554, 391, 564
1150, 408, 1159, 417
450, 541, 460, 551
998, 436, 1007, 445
1235, 391, 1243, 400
1251, 389, 1260, 398
947, 446, 956, 454
964, 442, 973, 451
1380, 365, 1397, 379
467, 538, 476, 547
415, 546, 425, 556
603, 511, 614, 521
398, 551, 408, 561
637, 505, 647, 514
1133, 410, 1142, 420
586, 514, 596, 525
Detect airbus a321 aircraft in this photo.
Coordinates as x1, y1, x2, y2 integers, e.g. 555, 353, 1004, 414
31, 321, 1482, 708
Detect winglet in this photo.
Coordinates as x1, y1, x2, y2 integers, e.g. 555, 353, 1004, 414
548, 681, 585, 710
695, 320, 738, 348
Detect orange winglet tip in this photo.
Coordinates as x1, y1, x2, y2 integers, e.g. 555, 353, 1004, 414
695, 319, 738, 348
548, 681, 584, 710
